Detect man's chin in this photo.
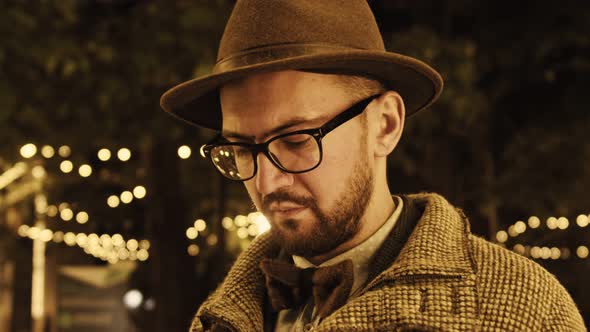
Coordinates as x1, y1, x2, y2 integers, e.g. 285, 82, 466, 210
269, 227, 342, 257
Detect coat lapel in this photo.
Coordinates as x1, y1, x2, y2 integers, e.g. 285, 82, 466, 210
318, 193, 481, 331
192, 232, 281, 332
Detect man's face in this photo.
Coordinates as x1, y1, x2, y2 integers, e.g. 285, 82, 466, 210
220, 70, 375, 257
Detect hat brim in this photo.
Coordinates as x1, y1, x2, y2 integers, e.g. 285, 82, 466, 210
160, 50, 443, 131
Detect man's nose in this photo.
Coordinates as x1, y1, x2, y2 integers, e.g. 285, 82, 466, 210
255, 153, 293, 196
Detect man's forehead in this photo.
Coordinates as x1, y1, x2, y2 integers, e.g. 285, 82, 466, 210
219, 71, 343, 141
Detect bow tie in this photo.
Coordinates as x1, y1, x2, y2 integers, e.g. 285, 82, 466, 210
260, 258, 354, 319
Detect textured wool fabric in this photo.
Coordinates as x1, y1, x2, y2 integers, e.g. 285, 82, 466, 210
274, 195, 405, 331
190, 193, 586, 331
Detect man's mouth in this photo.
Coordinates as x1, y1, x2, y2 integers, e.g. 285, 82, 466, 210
268, 202, 306, 216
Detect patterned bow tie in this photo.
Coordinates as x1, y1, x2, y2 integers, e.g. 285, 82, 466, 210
260, 258, 354, 319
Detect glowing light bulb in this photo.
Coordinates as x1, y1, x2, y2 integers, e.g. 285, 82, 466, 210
186, 227, 198, 240
41, 145, 55, 158
133, 186, 146, 199
58, 145, 71, 158
117, 148, 131, 161
178, 145, 192, 159
576, 215, 589, 227
120, 191, 133, 204
98, 148, 111, 161
495, 231, 508, 243
127, 239, 139, 251
76, 211, 89, 224
60, 208, 74, 221
194, 219, 207, 232
60, 160, 73, 173
577, 246, 589, 259
20, 143, 37, 158
31, 166, 46, 179
187, 244, 200, 256
78, 164, 92, 177
528, 216, 541, 229
107, 195, 120, 208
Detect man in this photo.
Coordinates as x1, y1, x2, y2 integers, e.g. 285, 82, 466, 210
161, 1, 586, 331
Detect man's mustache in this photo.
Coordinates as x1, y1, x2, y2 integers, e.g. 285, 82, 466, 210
262, 191, 315, 212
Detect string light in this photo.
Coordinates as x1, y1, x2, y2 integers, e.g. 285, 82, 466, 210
127, 239, 139, 251
546, 217, 558, 230
40, 229, 53, 242
98, 148, 111, 161
60, 160, 74, 173
133, 186, 147, 199
53, 231, 64, 243
107, 195, 120, 208
76, 211, 89, 224
117, 148, 131, 161
496, 230, 508, 243
550, 247, 561, 260
139, 240, 150, 250
31, 166, 46, 179
187, 244, 200, 256
17, 225, 151, 264
557, 217, 569, 230
20, 143, 37, 159
178, 145, 192, 159
120, 191, 133, 204
78, 164, 92, 177
528, 216, 541, 229
237, 228, 249, 239
58, 145, 71, 158
194, 219, 207, 232
60, 208, 74, 221
577, 215, 589, 227
514, 221, 526, 234
186, 227, 198, 240
47, 206, 58, 217
222, 217, 234, 230
235, 215, 247, 227
137, 249, 149, 261
62, 232, 75, 246
41, 145, 55, 158
508, 226, 518, 237
577, 246, 589, 259
18, 225, 29, 237
206, 234, 218, 246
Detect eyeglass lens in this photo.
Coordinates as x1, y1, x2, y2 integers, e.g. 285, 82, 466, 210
209, 133, 321, 180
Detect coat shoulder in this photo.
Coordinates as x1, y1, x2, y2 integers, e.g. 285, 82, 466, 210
467, 234, 586, 331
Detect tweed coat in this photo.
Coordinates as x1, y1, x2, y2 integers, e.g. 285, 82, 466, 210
190, 193, 586, 331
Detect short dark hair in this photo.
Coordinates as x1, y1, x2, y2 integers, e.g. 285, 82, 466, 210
331, 74, 387, 100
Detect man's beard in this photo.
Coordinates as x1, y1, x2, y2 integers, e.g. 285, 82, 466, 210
261, 152, 374, 258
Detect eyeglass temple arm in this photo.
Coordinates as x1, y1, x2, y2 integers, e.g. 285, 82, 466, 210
318, 95, 379, 136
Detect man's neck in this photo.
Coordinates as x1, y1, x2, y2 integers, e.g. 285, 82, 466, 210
306, 191, 395, 265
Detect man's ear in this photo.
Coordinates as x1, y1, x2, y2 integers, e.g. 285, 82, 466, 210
372, 91, 405, 157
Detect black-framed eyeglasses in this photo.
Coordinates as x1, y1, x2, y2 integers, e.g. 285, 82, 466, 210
200, 94, 380, 181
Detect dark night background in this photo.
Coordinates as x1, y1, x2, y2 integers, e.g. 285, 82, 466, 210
0, 1, 589, 331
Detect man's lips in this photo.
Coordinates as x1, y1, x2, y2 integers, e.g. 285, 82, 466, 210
267, 202, 306, 216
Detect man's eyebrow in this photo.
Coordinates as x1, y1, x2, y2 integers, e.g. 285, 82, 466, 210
222, 117, 313, 142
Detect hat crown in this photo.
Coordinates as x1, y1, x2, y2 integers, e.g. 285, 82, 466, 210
217, 0, 385, 63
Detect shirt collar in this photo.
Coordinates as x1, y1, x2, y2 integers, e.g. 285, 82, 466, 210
292, 196, 404, 294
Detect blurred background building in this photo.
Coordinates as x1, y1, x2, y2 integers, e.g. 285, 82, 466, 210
0, 0, 589, 331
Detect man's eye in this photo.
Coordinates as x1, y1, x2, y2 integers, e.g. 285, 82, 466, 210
284, 138, 311, 146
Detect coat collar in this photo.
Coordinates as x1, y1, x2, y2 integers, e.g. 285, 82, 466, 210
193, 193, 477, 331
373, 193, 477, 282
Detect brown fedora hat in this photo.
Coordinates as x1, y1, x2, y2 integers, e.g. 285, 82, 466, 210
160, 0, 443, 130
